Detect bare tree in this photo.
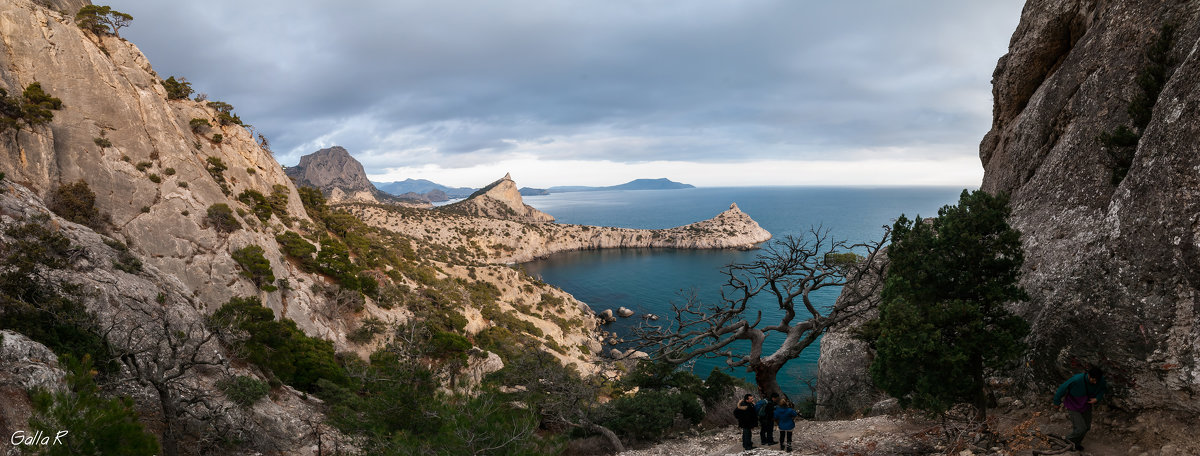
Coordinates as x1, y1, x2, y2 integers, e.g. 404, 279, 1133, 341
106, 299, 226, 456
633, 227, 889, 397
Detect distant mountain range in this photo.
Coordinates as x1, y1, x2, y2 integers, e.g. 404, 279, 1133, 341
541, 178, 695, 193
372, 179, 477, 201
376, 177, 694, 200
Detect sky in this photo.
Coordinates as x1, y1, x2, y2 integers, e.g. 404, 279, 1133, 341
107, 0, 1025, 188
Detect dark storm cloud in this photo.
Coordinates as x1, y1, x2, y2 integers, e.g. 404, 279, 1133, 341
106, 0, 1023, 171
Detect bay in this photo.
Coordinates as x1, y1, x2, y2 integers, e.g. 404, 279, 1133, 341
522, 186, 968, 399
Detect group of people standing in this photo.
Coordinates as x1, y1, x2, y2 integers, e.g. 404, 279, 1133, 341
730, 367, 1106, 453
734, 392, 798, 452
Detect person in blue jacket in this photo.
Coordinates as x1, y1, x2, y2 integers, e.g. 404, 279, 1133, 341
1052, 367, 1106, 451
773, 400, 798, 452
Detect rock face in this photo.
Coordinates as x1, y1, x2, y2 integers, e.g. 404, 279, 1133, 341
979, 0, 1200, 412
0, 331, 66, 456
0, 0, 335, 337
819, 0, 1200, 418
286, 146, 427, 206
442, 173, 555, 223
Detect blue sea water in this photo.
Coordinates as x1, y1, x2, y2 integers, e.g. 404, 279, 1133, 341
522, 186, 969, 398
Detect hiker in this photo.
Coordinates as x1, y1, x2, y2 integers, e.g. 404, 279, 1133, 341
735, 394, 758, 450
774, 400, 798, 452
755, 392, 780, 445
1052, 367, 1107, 451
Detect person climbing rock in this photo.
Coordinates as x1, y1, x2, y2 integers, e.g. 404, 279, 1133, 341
1053, 367, 1107, 451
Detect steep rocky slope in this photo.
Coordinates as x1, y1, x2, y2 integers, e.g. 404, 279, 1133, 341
442, 173, 556, 223
285, 146, 427, 206
0, 1, 606, 452
343, 200, 772, 264
819, 0, 1200, 422
0, 0, 347, 336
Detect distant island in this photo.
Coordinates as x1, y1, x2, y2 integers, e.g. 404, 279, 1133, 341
537, 178, 696, 194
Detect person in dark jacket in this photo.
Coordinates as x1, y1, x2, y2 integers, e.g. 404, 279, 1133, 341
1052, 367, 1107, 451
774, 400, 799, 452
756, 392, 780, 445
734, 394, 758, 450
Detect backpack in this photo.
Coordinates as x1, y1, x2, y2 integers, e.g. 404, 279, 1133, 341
755, 399, 768, 418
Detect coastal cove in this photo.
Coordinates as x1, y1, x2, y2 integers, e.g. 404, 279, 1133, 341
523, 186, 969, 396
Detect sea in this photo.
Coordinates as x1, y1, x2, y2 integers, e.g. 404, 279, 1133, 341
520, 186, 970, 398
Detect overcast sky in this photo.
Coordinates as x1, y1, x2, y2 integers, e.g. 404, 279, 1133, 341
107, 0, 1025, 188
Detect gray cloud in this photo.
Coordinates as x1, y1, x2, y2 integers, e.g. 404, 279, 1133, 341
106, 0, 1023, 173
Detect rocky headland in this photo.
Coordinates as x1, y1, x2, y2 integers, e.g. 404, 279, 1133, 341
342, 186, 772, 264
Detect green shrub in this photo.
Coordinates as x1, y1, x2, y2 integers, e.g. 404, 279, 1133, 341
268, 184, 291, 225
208, 296, 347, 392
105, 238, 143, 274
134, 161, 151, 172
18, 82, 63, 128
217, 375, 270, 407
189, 118, 210, 133
430, 331, 472, 362
48, 180, 110, 231
163, 167, 176, 176
315, 238, 358, 287
93, 137, 112, 148
75, 5, 133, 37
275, 231, 317, 271
1, 83, 63, 132
28, 355, 159, 456
232, 245, 277, 291
161, 76, 192, 100
206, 101, 243, 126
147, 173, 161, 184
211, 133, 223, 144
347, 317, 386, 344
246, 167, 256, 175
205, 203, 241, 233
600, 389, 703, 442
237, 189, 272, 222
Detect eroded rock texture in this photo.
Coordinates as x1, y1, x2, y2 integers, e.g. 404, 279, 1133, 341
819, 0, 1200, 417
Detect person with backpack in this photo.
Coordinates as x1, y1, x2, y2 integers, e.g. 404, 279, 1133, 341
755, 392, 780, 445
734, 394, 758, 450
774, 400, 799, 452
1052, 367, 1107, 451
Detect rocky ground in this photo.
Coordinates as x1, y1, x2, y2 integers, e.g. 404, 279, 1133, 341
614, 407, 1197, 456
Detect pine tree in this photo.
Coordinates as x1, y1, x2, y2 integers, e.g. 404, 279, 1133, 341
869, 189, 1029, 419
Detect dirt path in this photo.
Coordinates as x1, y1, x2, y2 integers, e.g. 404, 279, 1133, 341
616, 408, 1195, 456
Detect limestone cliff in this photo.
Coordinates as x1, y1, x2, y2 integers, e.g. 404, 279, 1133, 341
0, 0, 347, 337
979, 0, 1200, 412
442, 173, 555, 223
285, 146, 429, 206
819, 0, 1200, 418
0, 1, 605, 450
344, 201, 772, 264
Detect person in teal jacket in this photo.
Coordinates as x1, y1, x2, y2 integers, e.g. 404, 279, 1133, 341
1052, 367, 1106, 451
773, 400, 798, 452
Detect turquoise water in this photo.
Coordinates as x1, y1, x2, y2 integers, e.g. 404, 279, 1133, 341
522, 186, 967, 398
